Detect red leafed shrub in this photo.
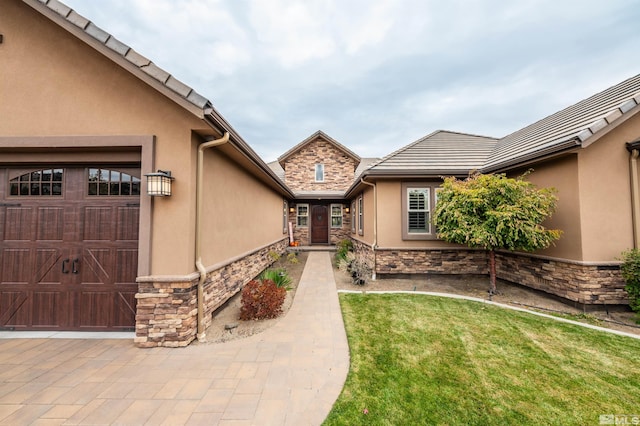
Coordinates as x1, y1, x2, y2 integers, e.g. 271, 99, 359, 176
240, 279, 286, 320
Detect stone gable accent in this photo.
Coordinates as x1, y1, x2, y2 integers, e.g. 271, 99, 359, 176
284, 138, 357, 191
135, 238, 288, 348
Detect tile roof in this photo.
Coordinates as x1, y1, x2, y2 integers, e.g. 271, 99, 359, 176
364, 130, 498, 176
32, 0, 210, 111
27, 0, 295, 197
484, 73, 640, 171
267, 161, 285, 180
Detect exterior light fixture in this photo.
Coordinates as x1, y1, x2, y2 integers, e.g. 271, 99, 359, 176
345, 206, 350, 213
289, 206, 295, 213
145, 170, 174, 196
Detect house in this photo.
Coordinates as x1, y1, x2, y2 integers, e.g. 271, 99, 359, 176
3, 0, 640, 349
268, 131, 377, 246
0, 0, 293, 347
341, 75, 640, 306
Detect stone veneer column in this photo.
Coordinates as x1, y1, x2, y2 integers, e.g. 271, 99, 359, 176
134, 238, 289, 348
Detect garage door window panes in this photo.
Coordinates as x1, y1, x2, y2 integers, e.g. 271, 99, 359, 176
88, 168, 141, 196
9, 169, 63, 196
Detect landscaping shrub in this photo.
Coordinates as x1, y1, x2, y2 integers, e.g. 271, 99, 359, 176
260, 268, 292, 290
620, 249, 640, 322
335, 238, 353, 262
337, 251, 370, 286
240, 279, 286, 320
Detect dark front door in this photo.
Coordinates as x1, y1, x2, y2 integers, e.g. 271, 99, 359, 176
0, 166, 139, 331
311, 205, 329, 244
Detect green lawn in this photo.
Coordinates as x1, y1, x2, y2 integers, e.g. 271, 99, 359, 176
324, 293, 640, 426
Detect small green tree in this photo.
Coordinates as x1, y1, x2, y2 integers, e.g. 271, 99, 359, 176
434, 172, 562, 294
620, 249, 640, 321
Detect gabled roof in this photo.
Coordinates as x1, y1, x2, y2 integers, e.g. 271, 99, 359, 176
278, 131, 361, 167
364, 130, 498, 176
484, 73, 640, 172
26, 0, 293, 197
29, 0, 210, 114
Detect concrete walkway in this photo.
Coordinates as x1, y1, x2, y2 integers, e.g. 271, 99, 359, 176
0, 251, 350, 425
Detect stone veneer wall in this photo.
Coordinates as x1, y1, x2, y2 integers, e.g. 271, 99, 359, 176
288, 208, 350, 246
375, 248, 488, 275
350, 239, 377, 273
496, 252, 627, 305
284, 139, 357, 192
135, 238, 289, 348
347, 241, 627, 305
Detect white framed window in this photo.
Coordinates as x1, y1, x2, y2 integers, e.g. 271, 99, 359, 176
402, 183, 440, 240
283, 201, 289, 234
351, 201, 356, 233
407, 188, 430, 234
315, 164, 324, 182
358, 195, 363, 235
331, 204, 343, 228
297, 204, 309, 227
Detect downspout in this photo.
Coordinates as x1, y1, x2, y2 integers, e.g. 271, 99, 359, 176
360, 178, 377, 280
195, 132, 230, 342
630, 149, 640, 249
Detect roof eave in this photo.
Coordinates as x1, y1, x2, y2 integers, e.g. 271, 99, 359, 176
482, 138, 581, 174
203, 111, 294, 198
343, 168, 474, 198
25, 0, 208, 118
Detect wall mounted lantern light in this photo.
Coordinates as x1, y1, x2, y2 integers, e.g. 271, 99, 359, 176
289, 206, 296, 213
145, 170, 174, 196
345, 206, 350, 213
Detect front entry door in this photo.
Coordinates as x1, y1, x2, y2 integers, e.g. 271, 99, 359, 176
311, 205, 328, 244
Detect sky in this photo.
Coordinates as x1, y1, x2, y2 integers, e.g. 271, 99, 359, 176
64, 0, 640, 162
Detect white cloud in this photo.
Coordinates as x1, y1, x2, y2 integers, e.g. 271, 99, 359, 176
60, 0, 640, 159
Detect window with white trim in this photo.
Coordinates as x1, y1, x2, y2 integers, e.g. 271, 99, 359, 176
283, 201, 289, 233
315, 164, 324, 182
297, 204, 309, 227
407, 188, 430, 234
402, 182, 441, 240
358, 195, 363, 235
351, 201, 356, 233
331, 204, 342, 228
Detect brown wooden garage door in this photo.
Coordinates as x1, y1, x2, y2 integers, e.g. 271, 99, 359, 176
0, 166, 140, 331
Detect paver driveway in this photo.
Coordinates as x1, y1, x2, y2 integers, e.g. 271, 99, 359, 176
0, 251, 349, 425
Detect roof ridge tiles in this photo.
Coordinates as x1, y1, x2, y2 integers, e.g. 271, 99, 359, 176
39, 0, 209, 111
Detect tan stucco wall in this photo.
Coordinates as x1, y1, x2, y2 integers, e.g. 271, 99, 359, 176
352, 187, 376, 245
375, 180, 472, 249
0, 1, 285, 276
518, 155, 583, 261
202, 149, 285, 265
577, 114, 640, 262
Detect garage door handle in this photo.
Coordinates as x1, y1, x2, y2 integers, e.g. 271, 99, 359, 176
72, 259, 79, 274
61, 259, 69, 274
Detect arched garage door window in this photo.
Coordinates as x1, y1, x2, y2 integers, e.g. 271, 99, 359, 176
9, 168, 63, 196
88, 168, 141, 196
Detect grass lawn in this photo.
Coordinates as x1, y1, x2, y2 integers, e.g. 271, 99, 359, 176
324, 293, 640, 426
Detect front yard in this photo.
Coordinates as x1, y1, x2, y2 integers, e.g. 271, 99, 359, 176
324, 293, 640, 425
